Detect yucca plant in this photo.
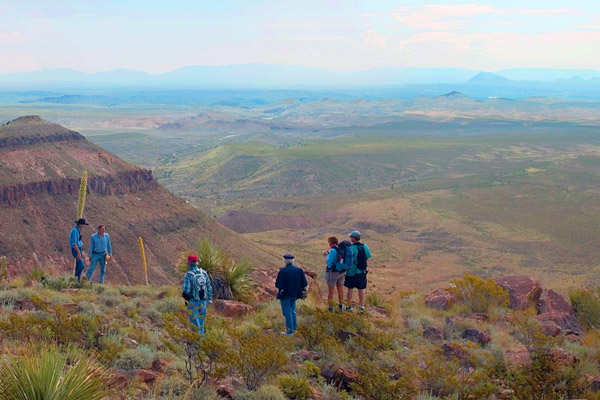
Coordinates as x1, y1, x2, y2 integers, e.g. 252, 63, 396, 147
175, 239, 255, 302
76, 171, 87, 220
0, 346, 110, 400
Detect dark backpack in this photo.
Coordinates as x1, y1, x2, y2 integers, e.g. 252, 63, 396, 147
335, 241, 353, 272
354, 243, 368, 271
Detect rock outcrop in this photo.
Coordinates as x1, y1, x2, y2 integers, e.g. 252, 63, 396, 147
495, 276, 542, 310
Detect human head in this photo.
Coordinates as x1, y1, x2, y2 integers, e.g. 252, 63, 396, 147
75, 218, 89, 230
327, 236, 338, 248
187, 254, 198, 268
348, 230, 361, 243
97, 225, 105, 235
283, 253, 294, 265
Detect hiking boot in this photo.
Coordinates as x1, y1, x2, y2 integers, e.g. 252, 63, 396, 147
338, 303, 343, 312
359, 306, 365, 314
328, 306, 334, 312
345, 305, 352, 312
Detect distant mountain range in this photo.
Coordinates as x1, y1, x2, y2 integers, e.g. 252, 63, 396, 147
1, 64, 600, 88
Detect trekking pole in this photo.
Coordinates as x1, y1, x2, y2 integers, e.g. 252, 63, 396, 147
138, 236, 149, 286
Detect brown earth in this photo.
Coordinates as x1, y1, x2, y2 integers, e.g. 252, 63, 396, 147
0, 116, 279, 284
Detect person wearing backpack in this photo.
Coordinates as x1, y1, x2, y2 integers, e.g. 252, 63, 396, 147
344, 231, 372, 313
181, 254, 213, 337
275, 254, 308, 335
323, 236, 349, 312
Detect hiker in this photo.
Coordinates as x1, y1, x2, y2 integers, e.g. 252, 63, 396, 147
275, 254, 308, 335
344, 231, 372, 313
86, 224, 112, 284
182, 254, 212, 336
69, 218, 89, 282
323, 236, 346, 312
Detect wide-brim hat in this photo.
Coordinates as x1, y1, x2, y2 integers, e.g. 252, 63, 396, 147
75, 218, 89, 225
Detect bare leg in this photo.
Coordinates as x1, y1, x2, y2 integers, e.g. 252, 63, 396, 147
346, 288, 354, 306
358, 289, 365, 307
336, 284, 344, 304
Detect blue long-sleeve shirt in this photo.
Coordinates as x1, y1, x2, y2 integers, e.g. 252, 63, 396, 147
182, 266, 213, 301
89, 233, 112, 257
326, 247, 338, 271
69, 227, 83, 250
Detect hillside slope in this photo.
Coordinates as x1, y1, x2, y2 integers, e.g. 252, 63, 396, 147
0, 116, 278, 284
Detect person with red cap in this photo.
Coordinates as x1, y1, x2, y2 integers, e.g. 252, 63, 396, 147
181, 254, 212, 336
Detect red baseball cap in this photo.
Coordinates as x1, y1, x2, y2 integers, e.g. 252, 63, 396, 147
187, 254, 198, 262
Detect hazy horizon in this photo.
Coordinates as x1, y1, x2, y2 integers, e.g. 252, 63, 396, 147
2, 1, 599, 75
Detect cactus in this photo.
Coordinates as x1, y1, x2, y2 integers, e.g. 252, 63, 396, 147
77, 171, 88, 220
138, 237, 149, 286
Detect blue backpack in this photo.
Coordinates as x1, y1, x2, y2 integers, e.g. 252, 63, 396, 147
335, 240, 353, 272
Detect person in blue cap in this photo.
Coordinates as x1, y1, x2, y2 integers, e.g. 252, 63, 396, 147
275, 253, 308, 335
69, 218, 88, 282
344, 231, 372, 313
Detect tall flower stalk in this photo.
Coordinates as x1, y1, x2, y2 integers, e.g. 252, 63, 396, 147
138, 236, 148, 286
77, 171, 88, 220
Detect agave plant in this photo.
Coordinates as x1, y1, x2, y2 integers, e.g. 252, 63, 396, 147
0, 347, 110, 400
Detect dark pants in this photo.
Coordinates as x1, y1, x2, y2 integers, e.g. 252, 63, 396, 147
71, 247, 84, 282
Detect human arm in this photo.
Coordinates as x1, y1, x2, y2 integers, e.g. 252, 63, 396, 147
364, 244, 372, 259
106, 234, 112, 256
70, 230, 82, 259
88, 235, 95, 258
325, 248, 337, 269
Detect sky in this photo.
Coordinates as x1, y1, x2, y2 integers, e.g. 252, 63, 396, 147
1, 0, 599, 74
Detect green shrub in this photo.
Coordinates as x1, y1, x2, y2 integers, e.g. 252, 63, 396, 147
140, 307, 163, 324
176, 239, 230, 276
188, 385, 221, 400
0, 346, 110, 400
279, 375, 312, 399
448, 274, 509, 313
570, 288, 600, 328
234, 384, 287, 400
352, 360, 414, 400
303, 360, 321, 378
155, 297, 182, 314
113, 345, 154, 370
26, 267, 45, 282
229, 328, 291, 390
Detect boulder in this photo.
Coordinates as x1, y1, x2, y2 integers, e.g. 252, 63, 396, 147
151, 358, 172, 374
321, 364, 358, 390
462, 329, 491, 345
15, 299, 36, 311
157, 291, 167, 300
535, 312, 584, 336
211, 300, 253, 318
135, 369, 158, 383
423, 326, 444, 341
566, 333, 584, 344
583, 374, 600, 391
216, 384, 235, 399
441, 343, 468, 361
296, 349, 320, 361
537, 289, 574, 315
538, 319, 563, 337
504, 346, 531, 369
337, 330, 357, 342
550, 348, 578, 366
495, 276, 542, 310
425, 289, 454, 310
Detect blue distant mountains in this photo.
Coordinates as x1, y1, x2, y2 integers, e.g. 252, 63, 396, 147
1, 64, 599, 88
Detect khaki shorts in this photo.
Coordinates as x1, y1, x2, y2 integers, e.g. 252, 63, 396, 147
325, 270, 345, 287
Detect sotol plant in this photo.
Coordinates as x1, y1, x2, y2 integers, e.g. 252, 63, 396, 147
176, 239, 255, 302
0, 346, 111, 400
77, 171, 88, 220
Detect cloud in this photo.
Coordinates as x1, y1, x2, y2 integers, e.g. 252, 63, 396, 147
363, 29, 386, 48
0, 31, 24, 43
390, 4, 576, 30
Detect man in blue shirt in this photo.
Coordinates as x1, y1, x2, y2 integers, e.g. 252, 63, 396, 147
275, 254, 308, 335
87, 224, 112, 283
69, 218, 89, 282
181, 254, 213, 337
